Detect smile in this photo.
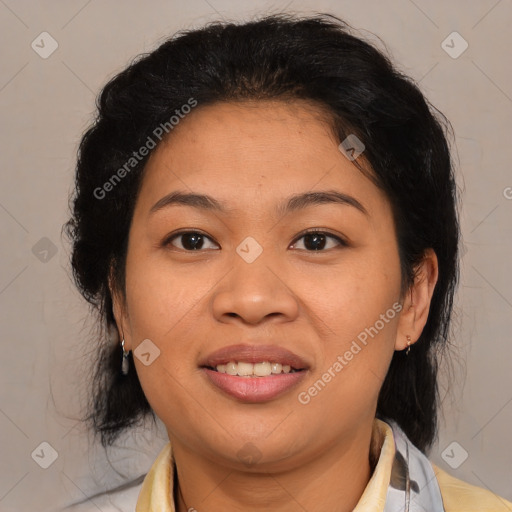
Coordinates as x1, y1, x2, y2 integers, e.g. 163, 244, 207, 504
199, 343, 309, 402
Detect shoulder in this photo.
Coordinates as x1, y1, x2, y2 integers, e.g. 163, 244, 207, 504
433, 464, 512, 512
59, 476, 144, 512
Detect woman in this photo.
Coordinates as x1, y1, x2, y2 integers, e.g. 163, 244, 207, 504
64, 13, 512, 511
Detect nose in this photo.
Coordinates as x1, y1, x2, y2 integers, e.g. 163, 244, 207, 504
211, 246, 300, 326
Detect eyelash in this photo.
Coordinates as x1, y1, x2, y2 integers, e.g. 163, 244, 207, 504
162, 228, 348, 252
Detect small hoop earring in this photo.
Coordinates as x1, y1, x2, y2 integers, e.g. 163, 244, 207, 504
406, 335, 412, 356
121, 339, 130, 375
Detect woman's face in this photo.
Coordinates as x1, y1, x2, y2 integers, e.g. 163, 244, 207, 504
114, 100, 416, 470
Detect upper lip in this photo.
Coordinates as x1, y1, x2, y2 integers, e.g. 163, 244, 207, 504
200, 344, 309, 370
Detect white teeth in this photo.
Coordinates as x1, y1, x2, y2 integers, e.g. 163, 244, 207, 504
225, 362, 238, 375
271, 362, 282, 374
237, 362, 253, 376
214, 361, 297, 376
254, 362, 271, 377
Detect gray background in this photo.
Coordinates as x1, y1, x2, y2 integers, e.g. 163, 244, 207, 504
0, 0, 511, 510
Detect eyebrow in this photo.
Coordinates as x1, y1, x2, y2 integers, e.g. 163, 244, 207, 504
149, 189, 368, 217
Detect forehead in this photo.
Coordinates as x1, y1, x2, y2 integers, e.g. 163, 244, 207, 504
135, 100, 387, 219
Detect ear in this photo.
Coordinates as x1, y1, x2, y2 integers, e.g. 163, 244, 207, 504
108, 266, 131, 351
395, 248, 439, 351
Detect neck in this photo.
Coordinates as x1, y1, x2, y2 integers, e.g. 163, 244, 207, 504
172, 422, 375, 512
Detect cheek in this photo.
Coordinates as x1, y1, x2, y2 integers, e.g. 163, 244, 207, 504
123, 262, 201, 423
122, 254, 205, 406
303, 247, 401, 334
296, 248, 401, 408
299, 309, 399, 425
124, 253, 204, 340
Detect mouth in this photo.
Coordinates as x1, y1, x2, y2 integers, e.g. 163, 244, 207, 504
199, 344, 309, 403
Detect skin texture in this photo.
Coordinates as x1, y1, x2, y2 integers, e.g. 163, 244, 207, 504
111, 100, 438, 511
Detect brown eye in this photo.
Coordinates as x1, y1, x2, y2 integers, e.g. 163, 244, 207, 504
291, 230, 346, 251
165, 231, 219, 251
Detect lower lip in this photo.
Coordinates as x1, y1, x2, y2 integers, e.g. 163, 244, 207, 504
201, 368, 307, 403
